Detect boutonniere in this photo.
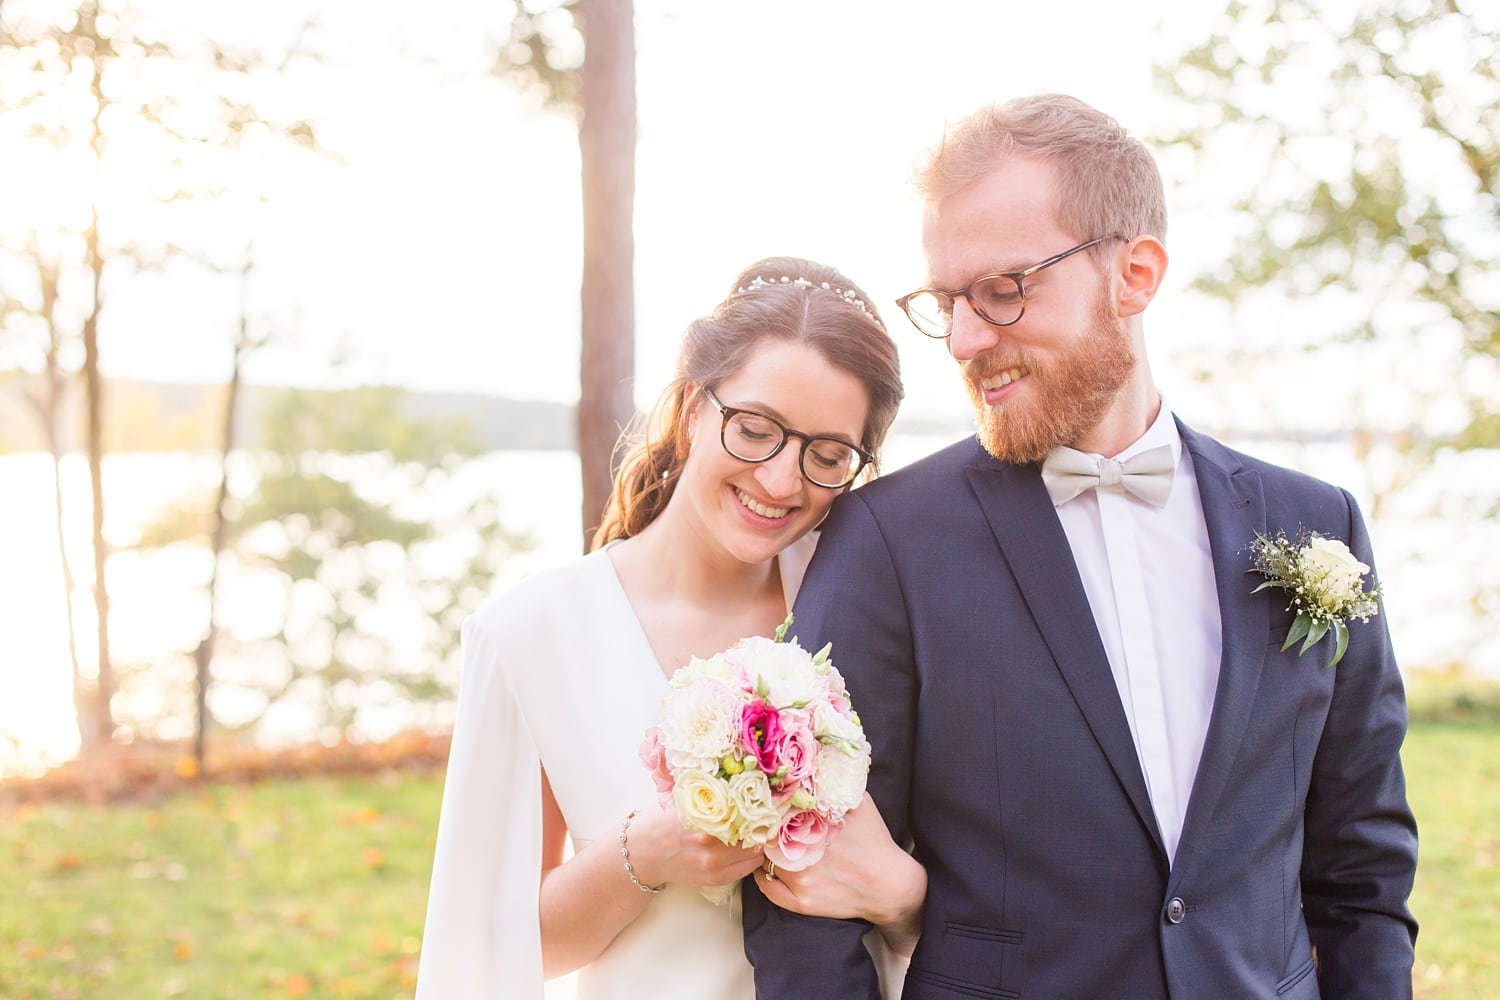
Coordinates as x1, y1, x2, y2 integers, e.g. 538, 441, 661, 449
1248, 531, 1382, 667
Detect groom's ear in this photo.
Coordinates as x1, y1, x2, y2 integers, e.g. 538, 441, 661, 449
1115, 235, 1168, 319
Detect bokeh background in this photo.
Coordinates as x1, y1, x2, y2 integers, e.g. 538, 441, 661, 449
1, 0, 1495, 997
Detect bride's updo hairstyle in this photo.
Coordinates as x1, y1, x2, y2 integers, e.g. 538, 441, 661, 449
592, 256, 903, 550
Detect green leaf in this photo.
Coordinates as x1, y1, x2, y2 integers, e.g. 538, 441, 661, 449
1301, 618, 1331, 654
1283, 614, 1313, 651
1329, 620, 1350, 668
1251, 580, 1281, 594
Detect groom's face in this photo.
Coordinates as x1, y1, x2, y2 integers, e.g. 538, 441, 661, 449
922, 155, 1136, 464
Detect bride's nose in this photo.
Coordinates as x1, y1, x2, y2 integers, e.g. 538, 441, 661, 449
753, 446, 804, 499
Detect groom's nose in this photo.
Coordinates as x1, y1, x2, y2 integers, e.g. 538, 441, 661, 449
947, 299, 1002, 362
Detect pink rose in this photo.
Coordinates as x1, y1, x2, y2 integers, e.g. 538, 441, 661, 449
770, 709, 818, 789
740, 701, 783, 772
638, 728, 675, 807
765, 808, 831, 872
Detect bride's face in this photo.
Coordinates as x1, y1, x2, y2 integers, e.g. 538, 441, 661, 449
678, 338, 869, 567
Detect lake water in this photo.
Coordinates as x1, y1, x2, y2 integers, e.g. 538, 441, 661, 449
1, 436, 1495, 778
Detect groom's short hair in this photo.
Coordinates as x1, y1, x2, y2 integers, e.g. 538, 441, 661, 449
915, 93, 1167, 250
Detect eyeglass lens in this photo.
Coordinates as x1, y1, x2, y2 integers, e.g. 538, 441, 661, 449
722, 411, 860, 487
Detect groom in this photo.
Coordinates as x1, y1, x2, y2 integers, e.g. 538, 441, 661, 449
743, 94, 1418, 998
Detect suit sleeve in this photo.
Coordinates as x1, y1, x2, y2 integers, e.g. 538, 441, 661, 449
743, 491, 918, 999
415, 616, 546, 1000
1301, 489, 1419, 999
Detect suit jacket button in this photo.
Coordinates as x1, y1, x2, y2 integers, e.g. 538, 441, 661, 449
1166, 897, 1187, 924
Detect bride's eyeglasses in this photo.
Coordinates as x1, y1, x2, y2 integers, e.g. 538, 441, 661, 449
702, 388, 871, 489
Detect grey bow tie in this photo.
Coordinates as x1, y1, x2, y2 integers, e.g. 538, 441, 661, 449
1040, 443, 1175, 507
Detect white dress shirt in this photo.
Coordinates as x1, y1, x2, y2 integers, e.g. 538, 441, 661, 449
1049, 402, 1222, 864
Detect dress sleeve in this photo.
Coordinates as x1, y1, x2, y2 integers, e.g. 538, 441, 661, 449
416, 614, 546, 1000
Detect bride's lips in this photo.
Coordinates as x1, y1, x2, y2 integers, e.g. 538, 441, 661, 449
733, 486, 794, 525
976, 365, 1030, 406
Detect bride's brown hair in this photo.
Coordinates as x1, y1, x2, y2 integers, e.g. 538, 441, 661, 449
591, 257, 903, 550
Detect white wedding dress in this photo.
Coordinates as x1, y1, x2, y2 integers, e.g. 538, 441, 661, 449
419, 535, 881, 1000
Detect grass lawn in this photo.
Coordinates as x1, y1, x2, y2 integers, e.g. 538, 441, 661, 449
1406, 674, 1500, 998
1, 772, 439, 1000
1, 674, 1495, 999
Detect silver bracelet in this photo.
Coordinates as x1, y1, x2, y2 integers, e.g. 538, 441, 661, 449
619, 810, 665, 894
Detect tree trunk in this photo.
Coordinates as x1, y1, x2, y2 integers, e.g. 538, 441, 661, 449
193, 258, 252, 770
575, 0, 637, 550
45, 379, 92, 747
81, 1, 116, 746
22, 257, 95, 749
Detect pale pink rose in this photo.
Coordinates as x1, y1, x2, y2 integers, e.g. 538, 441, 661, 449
740, 700, 783, 772
718, 647, 756, 690
765, 808, 832, 871
638, 728, 675, 807
770, 708, 818, 788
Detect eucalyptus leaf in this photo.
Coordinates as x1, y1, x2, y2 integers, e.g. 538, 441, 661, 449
1301, 618, 1330, 654
1330, 620, 1350, 668
1283, 614, 1312, 651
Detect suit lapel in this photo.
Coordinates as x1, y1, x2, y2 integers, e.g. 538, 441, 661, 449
1173, 422, 1269, 876
963, 454, 1166, 858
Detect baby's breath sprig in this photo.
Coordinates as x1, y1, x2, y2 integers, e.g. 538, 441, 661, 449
1248, 530, 1382, 667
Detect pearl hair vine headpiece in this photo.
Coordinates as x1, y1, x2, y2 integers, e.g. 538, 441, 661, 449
735, 275, 883, 327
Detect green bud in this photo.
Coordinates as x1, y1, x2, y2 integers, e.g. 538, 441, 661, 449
721, 755, 745, 776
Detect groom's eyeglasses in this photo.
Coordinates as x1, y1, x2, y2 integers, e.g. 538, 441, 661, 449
703, 388, 871, 490
896, 234, 1125, 338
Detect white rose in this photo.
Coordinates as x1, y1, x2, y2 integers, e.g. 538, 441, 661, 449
1300, 536, 1369, 610
811, 742, 870, 817
657, 678, 740, 774
672, 770, 739, 844
725, 769, 785, 846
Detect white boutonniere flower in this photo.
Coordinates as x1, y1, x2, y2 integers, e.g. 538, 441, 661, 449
1249, 531, 1382, 667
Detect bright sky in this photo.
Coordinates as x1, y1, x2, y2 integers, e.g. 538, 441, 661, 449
45, 0, 1224, 428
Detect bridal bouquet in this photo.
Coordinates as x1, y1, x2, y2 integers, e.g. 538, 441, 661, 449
639, 616, 870, 882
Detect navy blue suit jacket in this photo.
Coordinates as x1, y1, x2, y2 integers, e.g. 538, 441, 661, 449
743, 423, 1417, 999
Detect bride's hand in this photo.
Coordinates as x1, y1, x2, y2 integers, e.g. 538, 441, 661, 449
753, 794, 925, 953
625, 806, 765, 888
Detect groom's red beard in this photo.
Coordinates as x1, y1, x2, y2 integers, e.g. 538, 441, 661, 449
962, 288, 1137, 465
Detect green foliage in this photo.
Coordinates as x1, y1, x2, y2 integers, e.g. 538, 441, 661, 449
493, 0, 582, 113
1155, 0, 1498, 451
136, 385, 525, 743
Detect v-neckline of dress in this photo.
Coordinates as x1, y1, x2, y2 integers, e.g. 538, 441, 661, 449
595, 534, 815, 686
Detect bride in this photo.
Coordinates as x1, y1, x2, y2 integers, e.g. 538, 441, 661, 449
415, 257, 925, 1000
